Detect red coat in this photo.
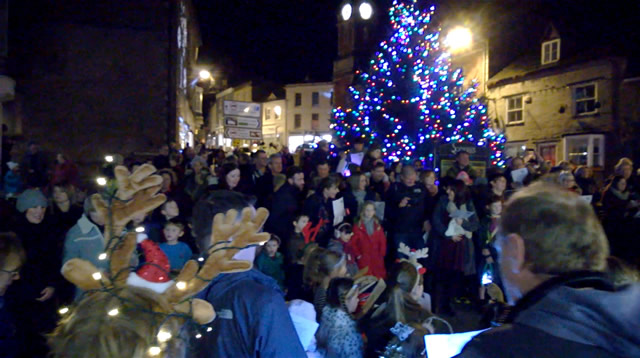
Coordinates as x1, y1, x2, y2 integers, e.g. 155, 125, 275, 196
352, 221, 387, 279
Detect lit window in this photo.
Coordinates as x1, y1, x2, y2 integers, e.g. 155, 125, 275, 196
541, 39, 560, 64
563, 134, 604, 167
574, 83, 597, 115
506, 95, 524, 124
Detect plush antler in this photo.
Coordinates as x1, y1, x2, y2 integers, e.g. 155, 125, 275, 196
92, 164, 166, 251
397, 242, 412, 258
163, 207, 270, 306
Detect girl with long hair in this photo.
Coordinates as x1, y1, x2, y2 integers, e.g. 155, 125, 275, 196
352, 201, 387, 279
315, 277, 363, 358
303, 247, 348, 322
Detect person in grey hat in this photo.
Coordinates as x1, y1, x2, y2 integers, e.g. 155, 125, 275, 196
9, 188, 62, 357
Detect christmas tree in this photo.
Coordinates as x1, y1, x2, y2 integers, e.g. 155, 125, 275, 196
331, 1, 506, 167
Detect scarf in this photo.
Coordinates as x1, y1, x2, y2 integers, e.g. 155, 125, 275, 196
353, 190, 367, 208
363, 217, 375, 236
611, 188, 629, 201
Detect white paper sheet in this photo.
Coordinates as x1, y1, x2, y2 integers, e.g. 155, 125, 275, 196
424, 329, 490, 358
333, 197, 345, 226
350, 152, 365, 166
580, 195, 593, 203
510, 168, 529, 183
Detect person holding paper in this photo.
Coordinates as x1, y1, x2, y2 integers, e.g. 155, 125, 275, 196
456, 183, 640, 358
304, 177, 340, 247
432, 179, 479, 316
386, 166, 429, 264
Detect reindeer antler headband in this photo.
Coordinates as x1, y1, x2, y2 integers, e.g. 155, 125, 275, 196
59, 164, 269, 356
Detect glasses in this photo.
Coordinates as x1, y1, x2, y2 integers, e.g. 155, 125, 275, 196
0, 268, 20, 278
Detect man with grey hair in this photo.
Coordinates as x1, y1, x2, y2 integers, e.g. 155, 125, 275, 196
254, 153, 283, 209
456, 183, 640, 357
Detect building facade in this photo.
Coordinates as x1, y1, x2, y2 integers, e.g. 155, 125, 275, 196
261, 95, 286, 149
284, 82, 334, 151
487, 25, 631, 170
4, 0, 202, 176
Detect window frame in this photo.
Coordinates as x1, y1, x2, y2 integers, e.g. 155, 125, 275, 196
265, 108, 271, 121
541, 39, 560, 65
506, 95, 524, 124
294, 114, 302, 129
562, 134, 605, 168
312, 92, 320, 106
295, 93, 302, 107
573, 82, 598, 116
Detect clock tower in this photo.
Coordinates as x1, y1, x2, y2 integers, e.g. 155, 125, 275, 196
333, 1, 380, 108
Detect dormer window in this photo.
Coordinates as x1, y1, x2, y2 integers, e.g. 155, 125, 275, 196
541, 39, 560, 64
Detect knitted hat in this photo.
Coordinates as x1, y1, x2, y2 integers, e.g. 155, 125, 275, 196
16, 189, 48, 213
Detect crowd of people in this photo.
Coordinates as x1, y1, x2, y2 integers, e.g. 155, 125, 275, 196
0, 136, 639, 358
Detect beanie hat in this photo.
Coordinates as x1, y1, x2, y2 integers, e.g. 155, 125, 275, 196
16, 189, 48, 213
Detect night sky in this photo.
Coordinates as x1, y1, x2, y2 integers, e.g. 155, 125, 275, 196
194, 0, 640, 86
193, 0, 340, 85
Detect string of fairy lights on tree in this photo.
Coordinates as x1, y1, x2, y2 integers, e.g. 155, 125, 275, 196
331, 0, 506, 167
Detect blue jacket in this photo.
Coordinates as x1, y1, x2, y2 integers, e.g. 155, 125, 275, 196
3, 170, 22, 194
192, 269, 306, 358
63, 215, 108, 298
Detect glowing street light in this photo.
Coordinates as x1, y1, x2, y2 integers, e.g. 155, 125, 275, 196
341, 3, 352, 21
445, 27, 473, 53
359, 2, 373, 20
105, 155, 114, 163
199, 70, 211, 80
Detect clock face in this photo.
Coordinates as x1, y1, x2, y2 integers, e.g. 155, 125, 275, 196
359, 2, 373, 20
341, 3, 352, 21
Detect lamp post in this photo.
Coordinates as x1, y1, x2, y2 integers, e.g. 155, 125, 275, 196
445, 26, 489, 94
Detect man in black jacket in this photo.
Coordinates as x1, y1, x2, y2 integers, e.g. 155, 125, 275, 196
265, 166, 305, 250
456, 183, 640, 358
386, 165, 428, 260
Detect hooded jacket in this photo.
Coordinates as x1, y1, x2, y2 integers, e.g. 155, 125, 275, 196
456, 272, 640, 358
192, 269, 306, 358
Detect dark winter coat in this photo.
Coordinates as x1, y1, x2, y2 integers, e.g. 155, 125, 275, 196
445, 162, 477, 180
303, 192, 335, 247
456, 272, 640, 358
266, 182, 302, 246
254, 251, 285, 289
0, 297, 19, 358
20, 151, 48, 188
254, 169, 276, 209
432, 196, 479, 274
193, 269, 306, 358
386, 182, 426, 233
51, 160, 79, 187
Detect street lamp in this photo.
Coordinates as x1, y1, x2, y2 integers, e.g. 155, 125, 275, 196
359, 2, 373, 20
445, 27, 473, 53
341, 3, 352, 21
444, 26, 489, 94
199, 70, 211, 80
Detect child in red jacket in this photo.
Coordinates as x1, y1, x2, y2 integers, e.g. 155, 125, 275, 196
352, 201, 387, 279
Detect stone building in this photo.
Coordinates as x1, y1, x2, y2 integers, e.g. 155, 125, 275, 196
487, 23, 638, 170
284, 82, 335, 151
3, 0, 203, 177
